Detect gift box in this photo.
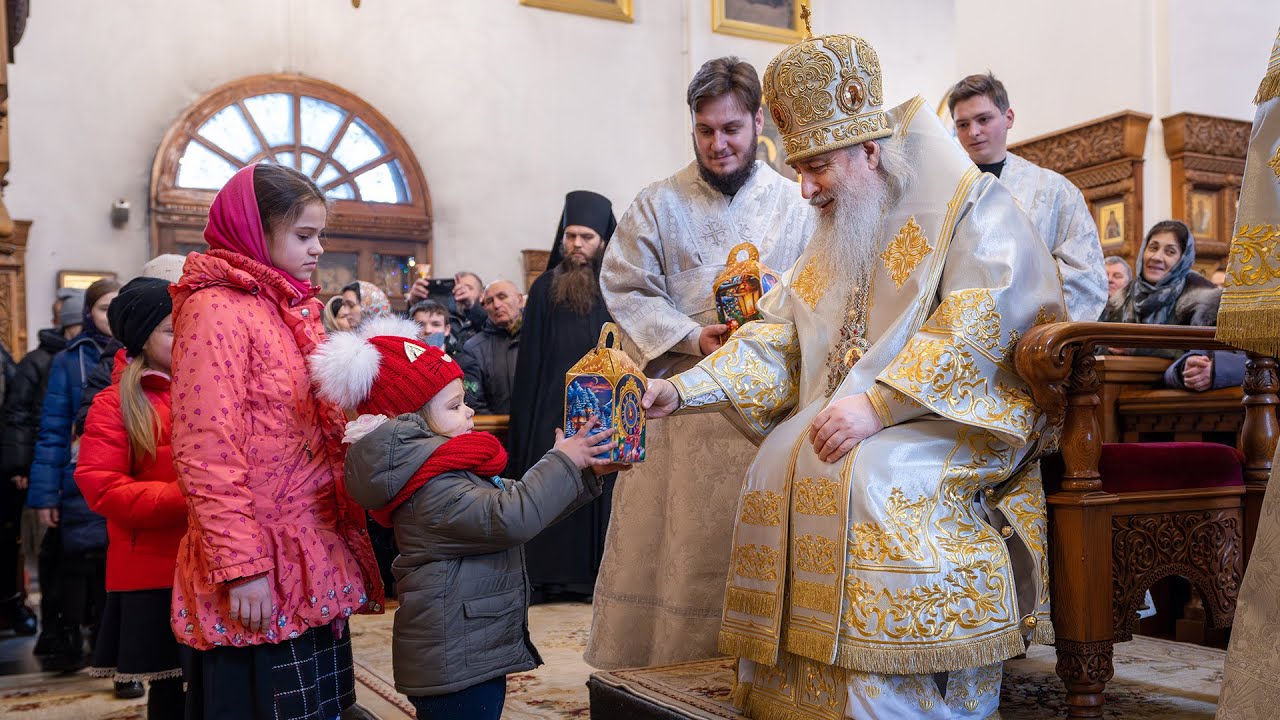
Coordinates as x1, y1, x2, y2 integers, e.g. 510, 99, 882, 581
564, 323, 647, 463
714, 242, 780, 337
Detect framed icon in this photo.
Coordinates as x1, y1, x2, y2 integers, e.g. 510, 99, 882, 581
713, 0, 810, 43
57, 270, 118, 291
1095, 199, 1125, 251
520, 0, 633, 23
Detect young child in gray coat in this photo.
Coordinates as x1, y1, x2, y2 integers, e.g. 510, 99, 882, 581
310, 317, 623, 720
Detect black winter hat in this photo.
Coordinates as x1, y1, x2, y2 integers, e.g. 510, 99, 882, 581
108, 277, 173, 357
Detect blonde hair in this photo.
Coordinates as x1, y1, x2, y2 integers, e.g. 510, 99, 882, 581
120, 355, 161, 461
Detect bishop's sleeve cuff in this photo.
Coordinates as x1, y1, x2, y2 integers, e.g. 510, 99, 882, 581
671, 366, 730, 414
866, 382, 928, 428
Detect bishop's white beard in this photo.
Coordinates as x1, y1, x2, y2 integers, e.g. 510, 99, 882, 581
805, 163, 890, 314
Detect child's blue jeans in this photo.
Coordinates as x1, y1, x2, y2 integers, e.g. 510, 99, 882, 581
410, 675, 507, 720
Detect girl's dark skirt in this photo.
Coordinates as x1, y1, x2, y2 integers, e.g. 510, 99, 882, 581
184, 623, 355, 720
88, 589, 184, 681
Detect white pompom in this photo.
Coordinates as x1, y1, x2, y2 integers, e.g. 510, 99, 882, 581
309, 330, 383, 409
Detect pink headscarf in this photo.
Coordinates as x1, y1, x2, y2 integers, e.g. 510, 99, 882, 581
204, 163, 315, 298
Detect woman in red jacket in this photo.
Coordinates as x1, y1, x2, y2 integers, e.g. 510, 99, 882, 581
75, 276, 185, 718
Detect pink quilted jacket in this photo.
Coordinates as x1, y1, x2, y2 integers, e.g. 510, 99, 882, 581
169, 249, 384, 650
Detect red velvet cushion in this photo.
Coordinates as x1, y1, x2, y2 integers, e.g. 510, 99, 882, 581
1099, 442, 1244, 493
1041, 442, 1244, 494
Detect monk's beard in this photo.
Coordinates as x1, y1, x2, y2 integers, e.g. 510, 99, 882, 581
804, 163, 890, 311
550, 251, 604, 316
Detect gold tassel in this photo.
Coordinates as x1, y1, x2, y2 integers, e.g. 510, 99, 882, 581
1032, 618, 1056, 646
726, 586, 778, 617
1216, 305, 1280, 357
783, 626, 837, 663
729, 678, 753, 708
830, 626, 1028, 675
719, 629, 780, 667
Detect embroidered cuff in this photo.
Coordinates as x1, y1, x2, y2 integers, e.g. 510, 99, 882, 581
672, 366, 729, 414
866, 382, 927, 428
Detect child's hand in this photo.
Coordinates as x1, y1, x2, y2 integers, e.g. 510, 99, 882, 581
227, 575, 273, 633
554, 416, 618, 471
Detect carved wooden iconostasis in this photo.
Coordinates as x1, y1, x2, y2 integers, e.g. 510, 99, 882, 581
1163, 112, 1251, 275
1010, 111, 1152, 267
151, 74, 432, 307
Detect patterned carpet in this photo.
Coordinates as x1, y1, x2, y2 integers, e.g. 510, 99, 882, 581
0, 603, 1225, 718
350, 603, 1225, 720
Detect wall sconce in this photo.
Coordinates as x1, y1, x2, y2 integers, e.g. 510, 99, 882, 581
110, 199, 130, 228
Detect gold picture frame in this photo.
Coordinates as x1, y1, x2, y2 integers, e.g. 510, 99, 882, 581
57, 270, 118, 291
520, 0, 633, 23
713, 0, 809, 43
1188, 189, 1217, 242
1095, 199, 1126, 251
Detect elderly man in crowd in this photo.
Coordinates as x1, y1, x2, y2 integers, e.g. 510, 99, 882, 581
459, 279, 524, 414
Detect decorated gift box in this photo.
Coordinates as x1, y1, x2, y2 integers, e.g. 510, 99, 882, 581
564, 323, 647, 464
714, 242, 780, 337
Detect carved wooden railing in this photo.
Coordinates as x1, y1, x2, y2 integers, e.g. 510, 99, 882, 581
1015, 321, 1278, 719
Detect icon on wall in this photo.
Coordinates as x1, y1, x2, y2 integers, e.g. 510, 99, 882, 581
1095, 199, 1125, 251
713, 0, 810, 43
520, 0, 633, 23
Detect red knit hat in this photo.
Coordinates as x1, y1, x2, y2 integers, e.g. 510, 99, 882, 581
310, 315, 463, 416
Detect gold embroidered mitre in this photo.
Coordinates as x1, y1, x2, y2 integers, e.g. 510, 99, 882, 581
761, 31, 893, 165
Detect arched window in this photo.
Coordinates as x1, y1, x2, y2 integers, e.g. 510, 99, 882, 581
151, 74, 432, 302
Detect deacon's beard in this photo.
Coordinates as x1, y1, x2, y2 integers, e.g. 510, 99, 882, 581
695, 139, 759, 196
550, 250, 604, 316
805, 163, 890, 305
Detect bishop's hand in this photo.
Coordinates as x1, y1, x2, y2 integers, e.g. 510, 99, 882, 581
699, 324, 729, 356
809, 393, 884, 464
643, 378, 680, 419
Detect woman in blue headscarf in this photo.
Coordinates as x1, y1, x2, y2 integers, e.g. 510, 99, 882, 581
1102, 219, 1242, 390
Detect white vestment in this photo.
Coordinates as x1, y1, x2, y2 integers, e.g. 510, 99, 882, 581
586, 160, 813, 669
1000, 152, 1107, 322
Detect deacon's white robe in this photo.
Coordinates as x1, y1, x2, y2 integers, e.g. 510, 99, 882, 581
1000, 152, 1107, 322
586, 160, 813, 669
667, 98, 1065, 718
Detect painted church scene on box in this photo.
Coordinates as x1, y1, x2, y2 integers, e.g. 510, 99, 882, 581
2, 0, 1280, 719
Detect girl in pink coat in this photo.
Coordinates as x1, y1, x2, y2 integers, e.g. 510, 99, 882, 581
170, 163, 384, 720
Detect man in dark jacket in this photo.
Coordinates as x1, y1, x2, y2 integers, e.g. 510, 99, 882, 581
0, 290, 82, 639
459, 280, 523, 414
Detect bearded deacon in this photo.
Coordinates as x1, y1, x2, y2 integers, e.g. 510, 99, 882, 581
507, 190, 618, 600
586, 57, 814, 669
642, 30, 1065, 719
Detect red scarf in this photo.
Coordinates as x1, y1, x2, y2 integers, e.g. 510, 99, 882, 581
369, 431, 509, 527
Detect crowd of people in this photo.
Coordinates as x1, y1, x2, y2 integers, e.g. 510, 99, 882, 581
0, 34, 1252, 720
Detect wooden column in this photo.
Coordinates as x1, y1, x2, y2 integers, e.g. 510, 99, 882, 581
1162, 113, 1251, 272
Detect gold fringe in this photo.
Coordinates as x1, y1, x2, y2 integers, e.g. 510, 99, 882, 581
791, 579, 838, 614
783, 626, 837, 662
1032, 617, 1056, 646
729, 678, 753, 709
830, 626, 1028, 676
1256, 67, 1280, 104
1215, 306, 1280, 357
719, 628, 780, 667
726, 585, 778, 617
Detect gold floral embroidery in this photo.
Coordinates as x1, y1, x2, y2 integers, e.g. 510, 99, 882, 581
740, 490, 783, 526
794, 476, 839, 516
1226, 225, 1280, 287
880, 216, 933, 289
800, 661, 842, 710
849, 489, 933, 563
922, 289, 1002, 354
791, 255, 831, 309
998, 470, 1050, 611
884, 336, 1040, 439
734, 544, 779, 581
1268, 145, 1280, 178
840, 431, 1014, 641
796, 535, 838, 574
1033, 305, 1058, 326
707, 323, 801, 436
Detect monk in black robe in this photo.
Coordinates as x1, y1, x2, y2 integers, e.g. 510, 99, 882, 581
508, 190, 617, 603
